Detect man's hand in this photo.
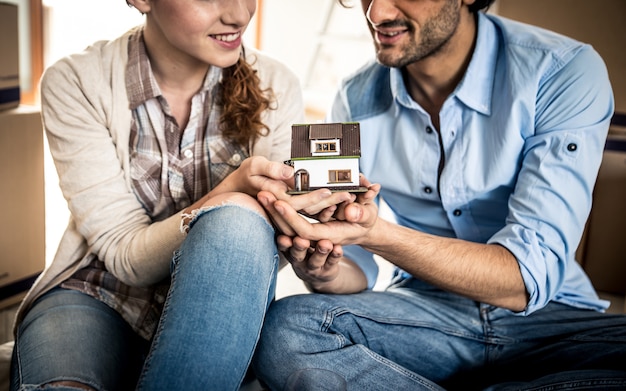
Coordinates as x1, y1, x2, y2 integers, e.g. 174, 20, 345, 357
257, 175, 381, 245
278, 235, 343, 286
257, 175, 380, 293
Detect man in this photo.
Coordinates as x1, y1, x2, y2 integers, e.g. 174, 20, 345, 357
254, 0, 626, 389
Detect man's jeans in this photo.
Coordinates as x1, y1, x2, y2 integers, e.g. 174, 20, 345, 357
253, 278, 626, 390
12, 205, 279, 391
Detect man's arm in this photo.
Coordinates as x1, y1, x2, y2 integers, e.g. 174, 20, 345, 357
264, 189, 528, 311
363, 218, 528, 311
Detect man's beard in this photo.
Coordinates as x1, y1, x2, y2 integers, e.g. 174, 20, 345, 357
373, 0, 461, 69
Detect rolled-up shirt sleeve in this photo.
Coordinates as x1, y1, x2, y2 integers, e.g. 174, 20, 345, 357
489, 45, 614, 314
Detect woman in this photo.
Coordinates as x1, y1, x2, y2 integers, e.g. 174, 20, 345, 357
10, 0, 313, 389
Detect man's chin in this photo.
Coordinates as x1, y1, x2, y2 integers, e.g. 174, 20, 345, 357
376, 54, 409, 69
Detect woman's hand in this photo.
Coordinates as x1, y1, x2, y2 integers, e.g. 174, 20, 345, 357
213, 156, 295, 197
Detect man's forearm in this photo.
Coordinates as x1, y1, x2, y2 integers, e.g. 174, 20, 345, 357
361, 218, 529, 311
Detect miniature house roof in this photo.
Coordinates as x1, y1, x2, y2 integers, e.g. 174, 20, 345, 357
309, 122, 343, 139
290, 122, 361, 159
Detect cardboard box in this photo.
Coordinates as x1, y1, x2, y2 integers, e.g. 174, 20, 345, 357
0, 2, 20, 111
0, 106, 44, 309
495, 0, 626, 116
580, 127, 626, 295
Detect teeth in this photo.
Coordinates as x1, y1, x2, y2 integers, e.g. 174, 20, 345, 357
214, 33, 240, 42
381, 31, 400, 37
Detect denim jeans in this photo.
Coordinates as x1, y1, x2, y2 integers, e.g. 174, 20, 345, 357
12, 204, 279, 391
10, 288, 149, 391
137, 205, 279, 390
253, 278, 626, 391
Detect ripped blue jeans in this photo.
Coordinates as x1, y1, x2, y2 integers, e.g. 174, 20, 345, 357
12, 205, 279, 391
137, 204, 279, 390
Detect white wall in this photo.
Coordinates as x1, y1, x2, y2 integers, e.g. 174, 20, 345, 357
259, 0, 372, 119
42, 0, 145, 66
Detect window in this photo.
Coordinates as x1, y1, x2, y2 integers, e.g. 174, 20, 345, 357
312, 139, 340, 156
5, 0, 43, 105
257, 0, 372, 121
328, 169, 352, 184
315, 141, 337, 152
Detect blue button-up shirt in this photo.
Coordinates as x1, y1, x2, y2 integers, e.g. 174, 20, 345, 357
329, 13, 614, 315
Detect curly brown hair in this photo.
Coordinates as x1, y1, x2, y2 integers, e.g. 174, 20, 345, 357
219, 53, 275, 149
125, 1, 274, 148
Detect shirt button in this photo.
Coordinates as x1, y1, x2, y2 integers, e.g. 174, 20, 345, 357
424, 186, 433, 194
453, 209, 462, 216
232, 153, 241, 162
426, 126, 434, 134
183, 149, 193, 158
567, 143, 577, 152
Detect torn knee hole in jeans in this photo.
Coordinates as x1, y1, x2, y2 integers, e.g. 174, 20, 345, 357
41, 380, 96, 390
180, 201, 269, 234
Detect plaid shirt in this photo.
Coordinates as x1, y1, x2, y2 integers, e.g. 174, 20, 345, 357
61, 28, 249, 340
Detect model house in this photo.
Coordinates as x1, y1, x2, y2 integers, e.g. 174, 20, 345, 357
286, 122, 365, 193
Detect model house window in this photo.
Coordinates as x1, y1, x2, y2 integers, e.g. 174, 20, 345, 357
328, 169, 352, 183
312, 139, 340, 156
316, 141, 337, 152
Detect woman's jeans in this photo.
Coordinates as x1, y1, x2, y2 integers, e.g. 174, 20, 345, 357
253, 278, 626, 391
11, 205, 279, 391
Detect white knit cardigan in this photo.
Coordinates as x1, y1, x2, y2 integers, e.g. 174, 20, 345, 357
14, 27, 305, 332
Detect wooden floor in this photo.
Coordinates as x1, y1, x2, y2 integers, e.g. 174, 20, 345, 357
600, 292, 626, 314
0, 304, 18, 345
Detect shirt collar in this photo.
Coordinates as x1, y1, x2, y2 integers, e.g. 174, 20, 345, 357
389, 12, 497, 117
390, 68, 418, 111
126, 28, 159, 110
125, 28, 222, 110
454, 12, 496, 116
